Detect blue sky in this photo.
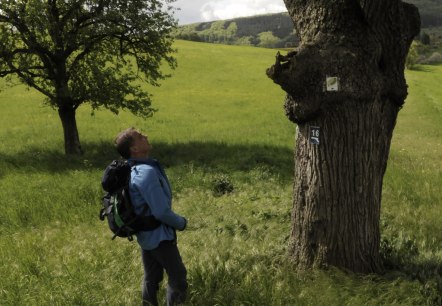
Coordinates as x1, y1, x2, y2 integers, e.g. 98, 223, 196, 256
171, 0, 286, 25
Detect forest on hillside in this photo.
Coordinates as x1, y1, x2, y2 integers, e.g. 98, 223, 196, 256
174, 13, 299, 48
408, 0, 442, 27
173, 13, 297, 48
174, 0, 442, 49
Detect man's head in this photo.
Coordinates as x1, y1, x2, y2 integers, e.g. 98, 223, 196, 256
114, 128, 152, 159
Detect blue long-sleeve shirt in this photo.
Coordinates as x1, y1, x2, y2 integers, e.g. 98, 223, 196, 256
128, 158, 186, 250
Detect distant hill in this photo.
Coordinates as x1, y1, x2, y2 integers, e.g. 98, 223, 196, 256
408, 0, 442, 27
174, 13, 297, 48
174, 1, 442, 48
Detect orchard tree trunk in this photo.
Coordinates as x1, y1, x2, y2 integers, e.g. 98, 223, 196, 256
267, 0, 420, 273
58, 103, 83, 155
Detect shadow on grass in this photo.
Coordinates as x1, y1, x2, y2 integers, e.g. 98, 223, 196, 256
410, 65, 435, 72
383, 259, 442, 304
0, 141, 294, 182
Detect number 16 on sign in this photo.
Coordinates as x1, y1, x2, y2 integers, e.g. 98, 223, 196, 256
309, 126, 320, 145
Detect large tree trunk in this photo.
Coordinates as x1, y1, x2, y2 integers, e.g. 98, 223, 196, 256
267, 0, 420, 273
58, 104, 83, 155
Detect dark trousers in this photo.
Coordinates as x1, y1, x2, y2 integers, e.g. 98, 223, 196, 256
141, 240, 187, 306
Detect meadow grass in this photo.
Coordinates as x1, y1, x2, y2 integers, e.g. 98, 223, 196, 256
0, 40, 440, 305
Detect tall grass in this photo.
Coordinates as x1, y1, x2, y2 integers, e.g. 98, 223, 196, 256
0, 40, 440, 305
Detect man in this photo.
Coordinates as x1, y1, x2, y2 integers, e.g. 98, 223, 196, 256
114, 128, 187, 306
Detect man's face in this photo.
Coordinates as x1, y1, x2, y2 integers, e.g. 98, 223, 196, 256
130, 131, 152, 157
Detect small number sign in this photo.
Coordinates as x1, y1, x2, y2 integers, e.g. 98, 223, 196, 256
309, 126, 320, 145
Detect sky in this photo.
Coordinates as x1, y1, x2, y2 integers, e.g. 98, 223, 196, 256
171, 0, 287, 25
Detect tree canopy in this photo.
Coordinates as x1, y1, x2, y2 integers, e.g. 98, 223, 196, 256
0, 0, 177, 154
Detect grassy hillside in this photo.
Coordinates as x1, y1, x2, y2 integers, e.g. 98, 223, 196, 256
0, 40, 441, 305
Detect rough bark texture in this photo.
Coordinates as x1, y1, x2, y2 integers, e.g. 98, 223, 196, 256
58, 104, 83, 155
267, 0, 420, 273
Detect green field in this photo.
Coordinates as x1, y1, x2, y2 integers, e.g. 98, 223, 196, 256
0, 40, 441, 305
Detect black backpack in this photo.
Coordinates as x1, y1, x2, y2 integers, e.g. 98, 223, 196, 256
99, 160, 161, 240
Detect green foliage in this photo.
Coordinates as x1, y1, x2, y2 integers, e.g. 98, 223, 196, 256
187, 21, 238, 44
0, 0, 178, 154
420, 31, 432, 45
235, 36, 253, 46
0, 0, 177, 116
174, 13, 299, 48
0, 40, 441, 305
258, 31, 280, 48
421, 52, 442, 64
406, 41, 421, 70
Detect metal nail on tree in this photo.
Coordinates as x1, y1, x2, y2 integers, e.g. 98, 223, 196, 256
267, 0, 420, 273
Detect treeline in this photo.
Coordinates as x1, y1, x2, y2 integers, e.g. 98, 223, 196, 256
174, 1, 442, 49
174, 13, 299, 49
407, 0, 442, 27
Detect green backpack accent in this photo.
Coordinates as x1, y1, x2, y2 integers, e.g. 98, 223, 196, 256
99, 160, 161, 240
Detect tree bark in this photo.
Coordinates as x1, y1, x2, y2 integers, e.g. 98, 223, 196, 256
58, 104, 83, 155
267, 0, 420, 273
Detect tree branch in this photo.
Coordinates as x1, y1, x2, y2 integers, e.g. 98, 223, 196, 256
4, 8, 56, 77
13, 66, 55, 99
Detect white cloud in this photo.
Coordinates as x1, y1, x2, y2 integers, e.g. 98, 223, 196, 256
172, 0, 286, 24
201, 0, 286, 21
